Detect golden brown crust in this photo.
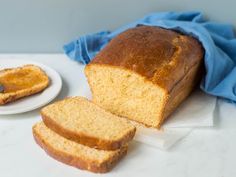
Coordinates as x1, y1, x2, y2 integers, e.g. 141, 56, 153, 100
88, 26, 204, 93
0, 64, 50, 105
32, 125, 128, 173
158, 60, 203, 127
41, 112, 136, 151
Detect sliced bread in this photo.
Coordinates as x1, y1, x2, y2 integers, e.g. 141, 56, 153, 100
0, 64, 49, 105
41, 97, 136, 150
33, 122, 127, 173
85, 26, 203, 128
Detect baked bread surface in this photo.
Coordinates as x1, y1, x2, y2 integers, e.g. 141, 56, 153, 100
89, 26, 203, 91
85, 26, 204, 128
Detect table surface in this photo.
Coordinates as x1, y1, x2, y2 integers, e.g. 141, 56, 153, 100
0, 54, 236, 177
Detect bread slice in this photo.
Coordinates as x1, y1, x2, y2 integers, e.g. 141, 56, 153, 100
33, 122, 127, 173
41, 97, 136, 150
0, 64, 49, 105
85, 26, 203, 128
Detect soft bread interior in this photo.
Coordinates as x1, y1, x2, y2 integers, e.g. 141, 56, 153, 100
85, 65, 167, 128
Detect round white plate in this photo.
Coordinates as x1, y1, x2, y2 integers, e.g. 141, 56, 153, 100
0, 59, 62, 115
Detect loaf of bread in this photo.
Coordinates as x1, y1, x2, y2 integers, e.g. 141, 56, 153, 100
0, 64, 49, 105
33, 122, 127, 173
41, 97, 136, 150
85, 26, 204, 128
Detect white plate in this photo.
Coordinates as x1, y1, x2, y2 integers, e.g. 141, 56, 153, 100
0, 59, 62, 114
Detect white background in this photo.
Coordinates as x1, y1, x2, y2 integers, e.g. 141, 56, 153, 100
0, 0, 235, 52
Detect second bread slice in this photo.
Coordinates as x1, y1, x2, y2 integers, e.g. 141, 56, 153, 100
41, 97, 136, 150
33, 122, 127, 173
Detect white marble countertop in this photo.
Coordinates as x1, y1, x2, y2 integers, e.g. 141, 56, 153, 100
0, 54, 236, 177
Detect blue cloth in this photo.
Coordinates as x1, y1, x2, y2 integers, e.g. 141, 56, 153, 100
64, 11, 236, 103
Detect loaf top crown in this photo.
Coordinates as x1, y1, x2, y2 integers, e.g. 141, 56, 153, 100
89, 26, 204, 92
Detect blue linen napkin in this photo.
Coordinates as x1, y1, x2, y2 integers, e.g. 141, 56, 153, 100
63, 11, 236, 103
